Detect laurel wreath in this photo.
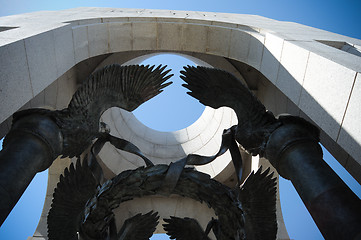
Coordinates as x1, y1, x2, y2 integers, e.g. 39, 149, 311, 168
80, 164, 245, 240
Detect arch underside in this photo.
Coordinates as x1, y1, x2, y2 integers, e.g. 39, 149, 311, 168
1, 8, 361, 239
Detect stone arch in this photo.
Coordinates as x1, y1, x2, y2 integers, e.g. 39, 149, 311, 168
1, 7, 361, 239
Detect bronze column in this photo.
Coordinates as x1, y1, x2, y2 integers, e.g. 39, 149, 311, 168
265, 116, 361, 240
0, 114, 62, 226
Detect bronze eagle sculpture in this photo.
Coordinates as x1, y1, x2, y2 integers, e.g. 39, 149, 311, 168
13, 64, 173, 158
48, 157, 277, 240
180, 66, 280, 157
46, 65, 278, 240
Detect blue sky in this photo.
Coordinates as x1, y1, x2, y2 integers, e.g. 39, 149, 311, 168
0, 1, 361, 239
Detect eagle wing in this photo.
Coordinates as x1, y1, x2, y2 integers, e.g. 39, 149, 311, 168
118, 211, 159, 240
68, 64, 173, 115
47, 158, 98, 240
238, 167, 277, 240
181, 66, 279, 156
55, 64, 173, 157
163, 216, 210, 240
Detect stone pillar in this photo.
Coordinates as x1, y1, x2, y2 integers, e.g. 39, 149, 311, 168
265, 116, 361, 240
0, 114, 62, 226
